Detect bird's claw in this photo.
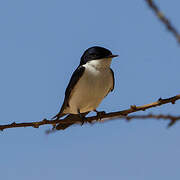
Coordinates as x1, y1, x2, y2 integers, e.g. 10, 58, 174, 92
79, 116, 88, 126
96, 111, 106, 121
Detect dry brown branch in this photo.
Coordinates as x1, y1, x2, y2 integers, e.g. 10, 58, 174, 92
115, 114, 180, 127
0, 94, 180, 131
145, 0, 180, 43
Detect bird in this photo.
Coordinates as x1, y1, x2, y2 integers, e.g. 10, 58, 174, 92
52, 46, 118, 130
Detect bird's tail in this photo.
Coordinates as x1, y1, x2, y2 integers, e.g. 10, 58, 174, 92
55, 112, 89, 130
55, 114, 77, 130
56, 123, 74, 130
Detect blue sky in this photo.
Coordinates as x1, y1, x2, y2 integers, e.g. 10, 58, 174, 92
0, 0, 180, 179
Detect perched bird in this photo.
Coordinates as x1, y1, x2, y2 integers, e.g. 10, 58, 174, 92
52, 46, 118, 130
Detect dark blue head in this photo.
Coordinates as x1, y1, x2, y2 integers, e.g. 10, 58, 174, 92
80, 46, 118, 65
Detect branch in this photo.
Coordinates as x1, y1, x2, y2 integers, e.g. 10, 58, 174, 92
145, 0, 180, 43
0, 94, 180, 131
113, 114, 180, 128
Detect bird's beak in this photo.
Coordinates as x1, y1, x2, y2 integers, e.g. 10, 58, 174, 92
108, 54, 119, 58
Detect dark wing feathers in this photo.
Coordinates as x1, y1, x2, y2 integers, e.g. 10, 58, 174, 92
64, 66, 85, 105
110, 68, 115, 92
52, 66, 85, 119
102, 68, 115, 99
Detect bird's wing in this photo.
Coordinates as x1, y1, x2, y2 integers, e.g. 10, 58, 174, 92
64, 66, 85, 106
52, 65, 85, 119
103, 68, 115, 99
110, 68, 115, 92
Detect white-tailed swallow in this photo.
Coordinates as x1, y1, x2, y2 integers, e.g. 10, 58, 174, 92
52, 46, 118, 129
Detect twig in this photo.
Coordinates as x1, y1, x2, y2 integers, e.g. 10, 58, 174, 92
145, 0, 180, 43
116, 114, 180, 127
0, 94, 180, 131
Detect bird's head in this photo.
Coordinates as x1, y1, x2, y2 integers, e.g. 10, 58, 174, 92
80, 46, 118, 66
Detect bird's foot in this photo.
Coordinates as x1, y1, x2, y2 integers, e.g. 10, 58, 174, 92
79, 116, 88, 126
77, 110, 88, 126
77, 109, 92, 126
94, 110, 106, 121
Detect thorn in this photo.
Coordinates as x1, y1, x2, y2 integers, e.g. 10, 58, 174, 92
171, 100, 176, 104
11, 122, 16, 126
42, 119, 47, 123
130, 105, 137, 110
33, 124, 39, 128
167, 119, 176, 128
158, 97, 162, 101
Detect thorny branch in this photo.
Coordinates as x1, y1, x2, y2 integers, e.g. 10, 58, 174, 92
145, 0, 180, 43
0, 94, 180, 132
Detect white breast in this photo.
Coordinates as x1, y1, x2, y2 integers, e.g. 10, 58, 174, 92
63, 58, 114, 114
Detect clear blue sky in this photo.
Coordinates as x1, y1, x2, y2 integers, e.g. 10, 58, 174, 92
0, 0, 180, 179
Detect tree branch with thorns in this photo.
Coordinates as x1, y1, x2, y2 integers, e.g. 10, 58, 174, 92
0, 94, 179, 132
145, 0, 180, 43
